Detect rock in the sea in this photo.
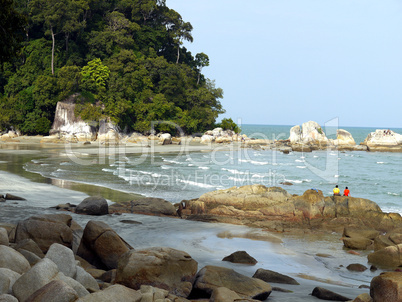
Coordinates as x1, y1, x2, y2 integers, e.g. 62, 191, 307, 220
193, 265, 272, 300
368, 244, 402, 268
77, 220, 131, 270
159, 133, 172, 145
12, 258, 59, 302
352, 293, 372, 302
0, 246, 31, 274
370, 272, 402, 302
334, 129, 356, 147
252, 268, 299, 285
222, 251, 257, 265
14, 214, 74, 253
346, 263, 367, 272
128, 198, 177, 216
75, 196, 108, 216
4, 194, 26, 201
25, 279, 78, 302
343, 227, 380, 240
311, 287, 350, 301
362, 129, 402, 151
76, 284, 141, 302
115, 247, 198, 298
289, 121, 329, 147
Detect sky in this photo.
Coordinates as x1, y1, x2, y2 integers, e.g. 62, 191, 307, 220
166, 0, 402, 128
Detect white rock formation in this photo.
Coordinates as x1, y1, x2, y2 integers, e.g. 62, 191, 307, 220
333, 129, 356, 146
289, 121, 329, 145
363, 129, 402, 147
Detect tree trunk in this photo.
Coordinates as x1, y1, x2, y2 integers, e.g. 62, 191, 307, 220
176, 43, 180, 64
51, 26, 55, 75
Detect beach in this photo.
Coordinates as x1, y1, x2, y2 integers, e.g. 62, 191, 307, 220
0, 134, 390, 301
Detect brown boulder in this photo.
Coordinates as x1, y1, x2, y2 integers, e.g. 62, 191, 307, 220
346, 264, 368, 272
343, 227, 380, 240
374, 235, 395, 251
14, 214, 73, 253
193, 265, 272, 300
352, 293, 372, 302
368, 244, 402, 268
75, 196, 108, 216
343, 236, 373, 250
252, 268, 299, 285
370, 272, 402, 302
77, 220, 132, 270
25, 280, 78, 302
311, 287, 350, 301
115, 247, 198, 298
222, 251, 257, 265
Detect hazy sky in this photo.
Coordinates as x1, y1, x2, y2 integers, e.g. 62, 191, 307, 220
166, 0, 402, 128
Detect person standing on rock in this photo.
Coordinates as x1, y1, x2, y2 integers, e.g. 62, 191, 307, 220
343, 187, 350, 196
333, 185, 341, 196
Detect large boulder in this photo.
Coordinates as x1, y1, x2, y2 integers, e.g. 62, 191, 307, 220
75, 196, 108, 216
0, 268, 21, 295
334, 129, 356, 147
289, 121, 330, 148
77, 220, 131, 270
252, 268, 299, 285
362, 129, 402, 151
311, 287, 350, 301
45, 244, 76, 278
128, 198, 177, 216
14, 239, 45, 259
368, 244, 402, 268
115, 247, 198, 298
74, 266, 99, 293
158, 133, 172, 145
0, 228, 9, 246
25, 279, 78, 302
193, 265, 272, 300
222, 251, 257, 265
343, 236, 373, 250
14, 214, 74, 253
0, 246, 30, 274
370, 272, 402, 302
12, 258, 59, 302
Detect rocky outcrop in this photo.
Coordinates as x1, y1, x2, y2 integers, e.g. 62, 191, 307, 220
75, 196, 109, 216
362, 129, 402, 152
311, 287, 351, 301
252, 268, 299, 285
186, 185, 402, 232
370, 272, 402, 302
222, 251, 257, 265
333, 129, 356, 149
50, 95, 96, 142
201, 128, 245, 144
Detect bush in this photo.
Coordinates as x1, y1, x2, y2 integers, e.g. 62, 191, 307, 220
217, 118, 240, 133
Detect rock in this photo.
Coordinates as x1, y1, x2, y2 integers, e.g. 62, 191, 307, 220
368, 244, 402, 268
115, 247, 198, 298
311, 287, 351, 301
76, 284, 141, 302
25, 280, 78, 302
289, 125, 301, 144
346, 264, 368, 272
210, 287, 242, 302
288, 121, 330, 147
74, 266, 99, 292
352, 293, 372, 302
193, 265, 272, 300
159, 133, 172, 145
14, 214, 74, 253
252, 268, 299, 285
222, 251, 257, 265
200, 135, 214, 144
4, 194, 26, 201
45, 243, 77, 278
370, 272, 402, 302
362, 129, 402, 151
0, 294, 18, 302
56, 272, 89, 298
75, 196, 108, 216
0, 198, 5, 203
14, 239, 45, 258
128, 198, 177, 216
77, 220, 131, 270
374, 235, 395, 251
0, 268, 20, 295
12, 258, 59, 302
0, 246, 30, 274
389, 233, 402, 245
139, 285, 188, 302
343, 236, 373, 250
98, 130, 119, 144
343, 227, 380, 240
0, 228, 9, 246
334, 129, 356, 146
17, 249, 41, 266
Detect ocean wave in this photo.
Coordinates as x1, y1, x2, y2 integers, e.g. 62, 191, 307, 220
163, 159, 182, 165
238, 159, 269, 165
60, 162, 72, 166
228, 176, 249, 182
296, 166, 306, 169
387, 192, 400, 196
284, 178, 302, 184
295, 159, 305, 163
252, 173, 271, 178
377, 162, 387, 164
161, 165, 170, 170
221, 168, 248, 175
334, 175, 339, 178
198, 166, 210, 170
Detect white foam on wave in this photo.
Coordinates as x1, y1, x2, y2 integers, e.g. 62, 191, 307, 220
198, 166, 210, 170
296, 166, 306, 169
238, 159, 269, 165
377, 162, 387, 164
163, 159, 182, 165
387, 192, 400, 196
295, 159, 304, 163
60, 162, 72, 166
284, 178, 303, 184
221, 168, 248, 175
161, 165, 170, 170
334, 175, 339, 178
228, 176, 248, 182
176, 178, 216, 189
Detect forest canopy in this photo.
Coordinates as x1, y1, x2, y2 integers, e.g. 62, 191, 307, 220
0, 0, 227, 135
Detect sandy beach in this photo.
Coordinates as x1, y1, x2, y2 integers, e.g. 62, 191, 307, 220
0, 139, 379, 301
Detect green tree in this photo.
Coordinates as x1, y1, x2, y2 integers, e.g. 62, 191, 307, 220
195, 52, 209, 85
0, 0, 27, 62
80, 58, 110, 96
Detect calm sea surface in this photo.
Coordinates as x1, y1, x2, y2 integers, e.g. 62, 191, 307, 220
20, 124, 402, 214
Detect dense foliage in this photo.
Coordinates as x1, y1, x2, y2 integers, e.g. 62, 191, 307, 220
0, 0, 227, 135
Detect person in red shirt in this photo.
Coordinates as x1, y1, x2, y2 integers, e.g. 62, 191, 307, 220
343, 187, 350, 196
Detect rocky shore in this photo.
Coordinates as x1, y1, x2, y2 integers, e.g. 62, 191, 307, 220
1, 185, 401, 301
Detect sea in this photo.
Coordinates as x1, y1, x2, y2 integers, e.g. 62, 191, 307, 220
1, 124, 402, 300
16, 124, 402, 214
